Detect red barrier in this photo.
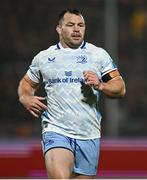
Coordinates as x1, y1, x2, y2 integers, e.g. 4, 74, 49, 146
98, 139, 147, 178
0, 139, 147, 178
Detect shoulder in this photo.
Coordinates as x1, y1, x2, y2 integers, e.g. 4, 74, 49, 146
30, 44, 58, 66
35, 44, 57, 60
85, 42, 109, 56
85, 42, 112, 62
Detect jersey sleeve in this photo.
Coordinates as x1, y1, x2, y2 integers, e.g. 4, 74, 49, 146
99, 49, 117, 77
27, 56, 41, 83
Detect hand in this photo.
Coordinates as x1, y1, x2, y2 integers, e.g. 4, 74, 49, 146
83, 71, 104, 91
21, 96, 48, 118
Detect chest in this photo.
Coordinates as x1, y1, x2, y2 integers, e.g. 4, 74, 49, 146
40, 52, 99, 81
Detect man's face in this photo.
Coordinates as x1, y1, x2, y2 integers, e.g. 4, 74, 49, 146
57, 12, 85, 48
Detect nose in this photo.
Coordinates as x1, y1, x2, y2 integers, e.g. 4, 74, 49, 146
73, 25, 80, 32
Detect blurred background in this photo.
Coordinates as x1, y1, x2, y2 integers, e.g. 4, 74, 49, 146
0, 0, 147, 178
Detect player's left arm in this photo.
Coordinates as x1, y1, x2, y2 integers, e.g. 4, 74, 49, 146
83, 70, 126, 98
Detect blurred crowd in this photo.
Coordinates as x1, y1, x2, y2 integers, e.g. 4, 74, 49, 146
0, 0, 147, 138
118, 0, 147, 137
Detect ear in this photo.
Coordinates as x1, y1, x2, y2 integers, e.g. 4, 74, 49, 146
56, 25, 62, 35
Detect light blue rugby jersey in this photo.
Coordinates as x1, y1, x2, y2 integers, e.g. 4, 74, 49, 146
27, 41, 117, 139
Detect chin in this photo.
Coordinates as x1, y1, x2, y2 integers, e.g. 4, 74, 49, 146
70, 40, 82, 48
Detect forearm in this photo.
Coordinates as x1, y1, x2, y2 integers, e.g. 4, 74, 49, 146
18, 75, 48, 117
96, 76, 126, 98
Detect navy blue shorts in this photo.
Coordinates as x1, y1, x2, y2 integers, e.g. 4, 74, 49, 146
41, 131, 100, 175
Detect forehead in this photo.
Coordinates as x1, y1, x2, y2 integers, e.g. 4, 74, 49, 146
62, 12, 85, 24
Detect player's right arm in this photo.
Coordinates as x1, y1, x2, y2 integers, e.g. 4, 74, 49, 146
18, 74, 48, 118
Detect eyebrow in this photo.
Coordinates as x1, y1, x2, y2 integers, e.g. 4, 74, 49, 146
66, 22, 85, 25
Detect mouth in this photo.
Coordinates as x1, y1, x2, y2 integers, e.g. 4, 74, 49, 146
71, 33, 81, 40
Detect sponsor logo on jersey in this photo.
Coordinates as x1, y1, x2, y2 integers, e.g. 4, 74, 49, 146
76, 55, 87, 64
47, 70, 84, 84
48, 76, 84, 84
65, 71, 72, 76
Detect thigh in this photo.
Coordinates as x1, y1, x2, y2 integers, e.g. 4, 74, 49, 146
45, 148, 74, 179
42, 131, 74, 178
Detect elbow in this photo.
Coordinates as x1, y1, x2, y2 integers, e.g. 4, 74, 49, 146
120, 89, 126, 98
118, 85, 126, 98
107, 86, 126, 99
117, 79, 126, 98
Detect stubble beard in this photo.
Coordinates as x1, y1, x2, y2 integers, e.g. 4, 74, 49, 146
61, 35, 83, 49
65, 38, 83, 49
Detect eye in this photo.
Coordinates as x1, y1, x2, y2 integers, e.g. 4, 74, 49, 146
66, 23, 74, 27
78, 23, 85, 27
